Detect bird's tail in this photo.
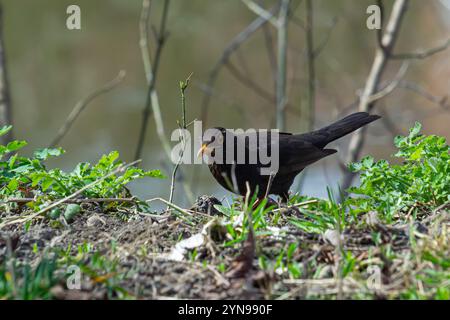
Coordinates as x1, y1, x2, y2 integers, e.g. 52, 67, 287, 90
306, 112, 381, 148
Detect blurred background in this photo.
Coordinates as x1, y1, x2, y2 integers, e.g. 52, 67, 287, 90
1, 0, 449, 207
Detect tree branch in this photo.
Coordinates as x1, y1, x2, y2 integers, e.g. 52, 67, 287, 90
50, 70, 126, 148
276, 0, 291, 131
391, 38, 450, 60
135, 0, 171, 161
200, 5, 278, 125
0, 4, 12, 145
341, 0, 409, 191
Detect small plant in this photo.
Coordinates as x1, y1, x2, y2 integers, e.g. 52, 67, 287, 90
347, 122, 449, 221
0, 125, 164, 210
289, 191, 345, 234
55, 243, 131, 299
0, 256, 60, 300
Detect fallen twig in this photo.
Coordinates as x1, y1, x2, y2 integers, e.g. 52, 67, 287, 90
2, 197, 137, 204
271, 199, 318, 213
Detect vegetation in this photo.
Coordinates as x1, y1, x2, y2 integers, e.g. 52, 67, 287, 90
0, 123, 448, 299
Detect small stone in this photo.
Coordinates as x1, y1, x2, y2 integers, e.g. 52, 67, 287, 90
191, 195, 222, 215
323, 229, 342, 247
366, 211, 380, 227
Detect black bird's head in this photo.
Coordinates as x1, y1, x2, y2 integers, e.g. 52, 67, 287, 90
197, 127, 230, 162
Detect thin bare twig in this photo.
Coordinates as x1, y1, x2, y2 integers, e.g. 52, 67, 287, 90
146, 197, 195, 225
224, 61, 300, 116
241, 0, 279, 27
391, 38, 450, 60
0, 4, 13, 145
168, 74, 192, 207
378, 104, 402, 136
341, 0, 409, 191
135, 1, 193, 204
271, 199, 318, 213
376, 0, 385, 50
200, 4, 278, 124
398, 80, 449, 111
194, 5, 279, 196
276, 0, 291, 131
305, 0, 315, 131
50, 70, 126, 148
312, 17, 338, 59
262, 22, 277, 91
135, 0, 171, 160
3, 197, 137, 204
264, 173, 276, 199
365, 61, 409, 104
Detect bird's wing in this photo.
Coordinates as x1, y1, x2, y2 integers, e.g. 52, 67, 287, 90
254, 135, 337, 175
279, 136, 337, 174
232, 131, 335, 175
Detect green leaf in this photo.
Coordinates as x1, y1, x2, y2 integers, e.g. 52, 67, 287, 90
409, 121, 422, 138
213, 205, 232, 217
410, 147, 423, 160
394, 135, 405, 148
6, 140, 27, 153
144, 169, 165, 179
0, 125, 12, 137
41, 177, 54, 191
362, 156, 374, 168
7, 179, 19, 192
33, 148, 65, 161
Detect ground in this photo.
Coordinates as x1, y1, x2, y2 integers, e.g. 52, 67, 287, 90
1, 196, 448, 300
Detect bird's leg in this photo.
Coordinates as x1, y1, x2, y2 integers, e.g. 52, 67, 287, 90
251, 199, 260, 210
281, 192, 290, 204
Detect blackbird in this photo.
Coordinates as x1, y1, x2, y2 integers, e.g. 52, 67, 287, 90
198, 112, 380, 202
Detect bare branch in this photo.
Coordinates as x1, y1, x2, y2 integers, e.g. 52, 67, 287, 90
378, 104, 402, 136
391, 38, 450, 60
305, 0, 315, 131
0, 4, 12, 145
168, 74, 192, 207
276, 0, 291, 131
224, 61, 300, 116
241, 0, 279, 27
135, 0, 171, 161
262, 23, 277, 91
376, 0, 385, 50
200, 5, 278, 124
341, 0, 409, 191
398, 80, 449, 111
50, 70, 126, 148
312, 17, 338, 59
365, 61, 409, 104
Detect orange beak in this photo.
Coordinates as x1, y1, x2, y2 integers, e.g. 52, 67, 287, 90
197, 143, 208, 158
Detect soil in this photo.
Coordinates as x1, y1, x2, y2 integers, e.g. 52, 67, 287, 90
0, 196, 448, 300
